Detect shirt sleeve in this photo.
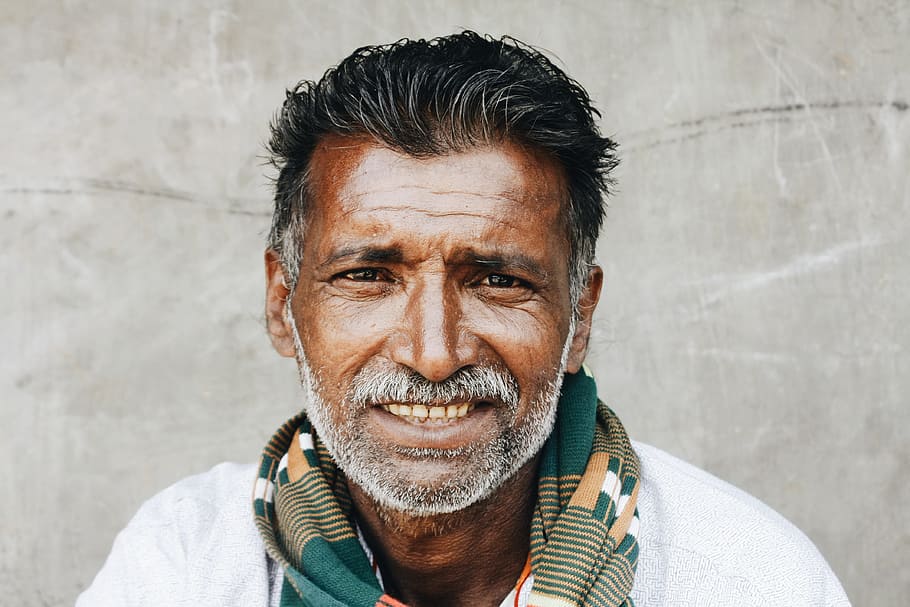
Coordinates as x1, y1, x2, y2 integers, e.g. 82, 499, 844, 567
75, 486, 193, 606
75, 462, 272, 607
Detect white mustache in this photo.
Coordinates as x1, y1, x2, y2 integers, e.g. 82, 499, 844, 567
348, 365, 520, 408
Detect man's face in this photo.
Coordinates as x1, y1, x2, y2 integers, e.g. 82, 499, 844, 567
268, 136, 600, 514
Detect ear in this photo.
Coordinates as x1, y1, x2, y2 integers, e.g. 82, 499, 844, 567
565, 265, 603, 374
264, 248, 297, 358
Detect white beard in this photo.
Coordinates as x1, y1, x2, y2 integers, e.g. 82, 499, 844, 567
288, 301, 575, 516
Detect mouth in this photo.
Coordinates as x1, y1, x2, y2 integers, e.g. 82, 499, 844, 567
367, 400, 496, 451
379, 402, 477, 423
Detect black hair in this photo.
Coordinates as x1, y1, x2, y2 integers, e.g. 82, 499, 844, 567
267, 30, 618, 301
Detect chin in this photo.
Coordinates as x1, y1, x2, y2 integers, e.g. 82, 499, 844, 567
345, 424, 554, 517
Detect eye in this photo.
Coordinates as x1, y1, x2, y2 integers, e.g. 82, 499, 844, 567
330, 267, 394, 299
485, 273, 517, 288
474, 271, 535, 304
340, 268, 381, 281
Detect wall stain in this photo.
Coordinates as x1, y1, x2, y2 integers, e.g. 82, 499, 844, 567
1, 177, 267, 217
624, 98, 908, 151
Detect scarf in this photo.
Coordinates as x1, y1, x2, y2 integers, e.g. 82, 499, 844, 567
253, 370, 641, 607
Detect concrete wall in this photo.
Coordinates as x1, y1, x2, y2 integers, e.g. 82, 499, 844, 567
2, 1, 907, 604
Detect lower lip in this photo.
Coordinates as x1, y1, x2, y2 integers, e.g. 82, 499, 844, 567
367, 403, 496, 451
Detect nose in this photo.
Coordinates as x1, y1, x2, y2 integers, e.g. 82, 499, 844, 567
387, 275, 477, 382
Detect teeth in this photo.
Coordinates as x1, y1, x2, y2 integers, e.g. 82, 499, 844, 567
381, 402, 476, 422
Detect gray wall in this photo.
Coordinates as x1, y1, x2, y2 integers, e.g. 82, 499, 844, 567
2, 1, 907, 605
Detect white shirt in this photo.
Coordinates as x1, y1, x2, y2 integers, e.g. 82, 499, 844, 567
77, 442, 851, 606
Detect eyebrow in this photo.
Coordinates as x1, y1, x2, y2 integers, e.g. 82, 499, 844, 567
457, 250, 549, 279
320, 245, 404, 268
319, 245, 550, 279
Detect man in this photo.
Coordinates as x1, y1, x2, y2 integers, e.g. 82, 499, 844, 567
79, 32, 850, 606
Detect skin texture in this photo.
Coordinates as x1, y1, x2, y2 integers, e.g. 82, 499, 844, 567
265, 136, 603, 607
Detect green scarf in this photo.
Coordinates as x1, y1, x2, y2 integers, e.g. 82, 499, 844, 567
253, 370, 640, 607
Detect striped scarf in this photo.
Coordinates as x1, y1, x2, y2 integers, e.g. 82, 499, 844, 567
253, 370, 641, 607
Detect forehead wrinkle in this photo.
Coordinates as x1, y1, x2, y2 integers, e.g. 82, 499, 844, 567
335, 184, 562, 220
336, 188, 537, 211
334, 202, 530, 223
331, 207, 554, 237
312, 139, 568, 218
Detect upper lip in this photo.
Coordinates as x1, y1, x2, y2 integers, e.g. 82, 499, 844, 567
371, 399, 493, 408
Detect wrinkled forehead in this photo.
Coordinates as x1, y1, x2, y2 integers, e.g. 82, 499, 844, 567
304, 134, 569, 220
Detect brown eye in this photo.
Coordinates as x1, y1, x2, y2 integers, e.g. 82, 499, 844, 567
486, 273, 516, 287
344, 268, 380, 281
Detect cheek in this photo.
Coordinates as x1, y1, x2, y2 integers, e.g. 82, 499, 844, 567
295, 294, 399, 379
468, 306, 569, 371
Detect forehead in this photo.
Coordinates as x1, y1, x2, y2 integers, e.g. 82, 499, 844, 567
304, 135, 568, 223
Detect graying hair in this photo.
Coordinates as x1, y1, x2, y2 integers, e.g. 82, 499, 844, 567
267, 31, 618, 307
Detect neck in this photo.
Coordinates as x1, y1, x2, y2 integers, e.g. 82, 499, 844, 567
348, 455, 540, 607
